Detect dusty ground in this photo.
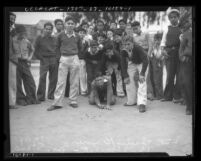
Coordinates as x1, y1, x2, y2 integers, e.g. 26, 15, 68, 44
9, 63, 192, 156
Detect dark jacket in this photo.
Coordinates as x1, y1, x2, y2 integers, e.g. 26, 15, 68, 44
120, 43, 148, 78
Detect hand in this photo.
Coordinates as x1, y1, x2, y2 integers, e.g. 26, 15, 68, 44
139, 75, 145, 83
180, 56, 190, 62
27, 56, 32, 62
124, 77, 130, 84
105, 105, 112, 110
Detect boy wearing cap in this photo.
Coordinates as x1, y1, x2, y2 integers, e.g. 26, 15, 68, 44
160, 8, 182, 103
89, 75, 116, 110
98, 41, 125, 97
34, 22, 59, 102
85, 40, 103, 94
48, 17, 82, 111
13, 25, 40, 105
132, 21, 154, 101
120, 36, 148, 112
78, 28, 88, 95
178, 14, 193, 115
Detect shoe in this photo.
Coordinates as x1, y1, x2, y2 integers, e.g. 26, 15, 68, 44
69, 103, 78, 108
47, 105, 62, 111
173, 98, 183, 104
16, 101, 28, 106
48, 96, 54, 100
139, 104, 146, 113
186, 109, 192, 115
34, 99, 41, 104
38, 98, 45, 102
160, 98, 172, 102
9, 105, 18, 109
124, 103, 137, 106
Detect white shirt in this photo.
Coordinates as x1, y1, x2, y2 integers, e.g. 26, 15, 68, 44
64, 30, 76, 38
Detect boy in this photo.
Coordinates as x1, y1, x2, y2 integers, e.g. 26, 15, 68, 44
53, 19, 64, 37
106, 29, 114, 41
13, 25, 40, 105
120, 35, 148, 113
160, 9, 182, 103
98, 41, 125, 97
78, 28, 88, 95
110, 21, 117, 30
89, 75, 116, 110
48, 17, 82, 111
149, 32, 164, 100
93, 19, 106, 40
178, 14, 193, 115
132, 21, 153, 100
34, 22, 59, 102
85, 40, 103, 95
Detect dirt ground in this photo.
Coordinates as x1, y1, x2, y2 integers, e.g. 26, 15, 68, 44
9, 64, 192, 156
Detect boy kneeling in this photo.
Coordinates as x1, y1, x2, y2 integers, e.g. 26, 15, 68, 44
88, 75, 116, 110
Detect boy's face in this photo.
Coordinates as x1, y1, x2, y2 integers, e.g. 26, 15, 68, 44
79, 31, 86, 39
168, 12, 179, 26
123, 41, 133, 51
97, 22, 104, 31
91, 46, 98, 53
126, 26, 133, 36
110, 23, 117, 29
133, 25, 141, 34
82, 24, 88, 31
55, 21, 64, 32
10, 15, 16, 26
88, 26, 94, 34
65, 20, 75, 32
98, 36, 105, 44
119, 22, 126, 30
44, 25, 53, 36
106, 49, 113, 57
107, 31, 113, 39
114, 35, 122, 43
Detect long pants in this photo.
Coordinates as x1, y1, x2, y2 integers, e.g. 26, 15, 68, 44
149, 57, 163, 99
147, 61, 155, 98
163, 49, 181, 100
52, 55, 80, 106
9, 61, 17, 106
89, 78, 116, 105
86, 63, 99, 94
79, 59, 88, 94
37, 57, 58, 100
16, 59, 37, 103
126, 62, 148, 105
106, 62, 125, 96
64, 71, 70, 97
179, 60, 192, 111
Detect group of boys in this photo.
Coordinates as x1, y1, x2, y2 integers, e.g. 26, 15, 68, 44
8, 8, 193, 115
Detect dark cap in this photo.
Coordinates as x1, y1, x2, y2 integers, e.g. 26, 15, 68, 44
131, 21, 141, 27
15, 25, 26, 34
65, 16, 75, 23
90, 40, 99, 47
119, 19, 126, 24
113, 29, 123, 36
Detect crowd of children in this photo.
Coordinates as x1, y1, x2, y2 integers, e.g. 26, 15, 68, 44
8, 8, 193, 115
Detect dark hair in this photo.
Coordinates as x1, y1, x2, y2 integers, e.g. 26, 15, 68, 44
131, 21, 141, 27
119, 19, 126, 24
81, 21, 88, 27
15, 25, 26, 34
113, 28, 123, 36
154, 32, 163, 40
97, 33, 107, 39
10, 12, 16, 17
78, 27, 86, 33
97, 19, 104, 25
44, 22, 54, 29
110, 21, 117, 25
65, 16, 75, 23
54, 19, 63, 26
122, 35, 134, 43
107, 29, 113, 33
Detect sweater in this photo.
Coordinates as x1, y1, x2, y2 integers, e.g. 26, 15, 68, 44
56, 31, 82, 58
120, 44, 148, 78
34, 35, 57, 60
166, 25, 181, 48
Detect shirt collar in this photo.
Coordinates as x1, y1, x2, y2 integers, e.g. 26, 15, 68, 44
65, 30, 76, 38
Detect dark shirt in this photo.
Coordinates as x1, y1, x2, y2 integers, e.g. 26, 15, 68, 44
120, 44, 148, 78
34, 35, 57, 60
85, 50, 103, 65
166, 25, 181, 48
78, 40, 89, 59
179, 30, 192, 58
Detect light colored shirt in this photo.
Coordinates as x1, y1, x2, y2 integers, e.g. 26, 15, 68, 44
12, 37, 33, 59
64, 30, 76, 38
